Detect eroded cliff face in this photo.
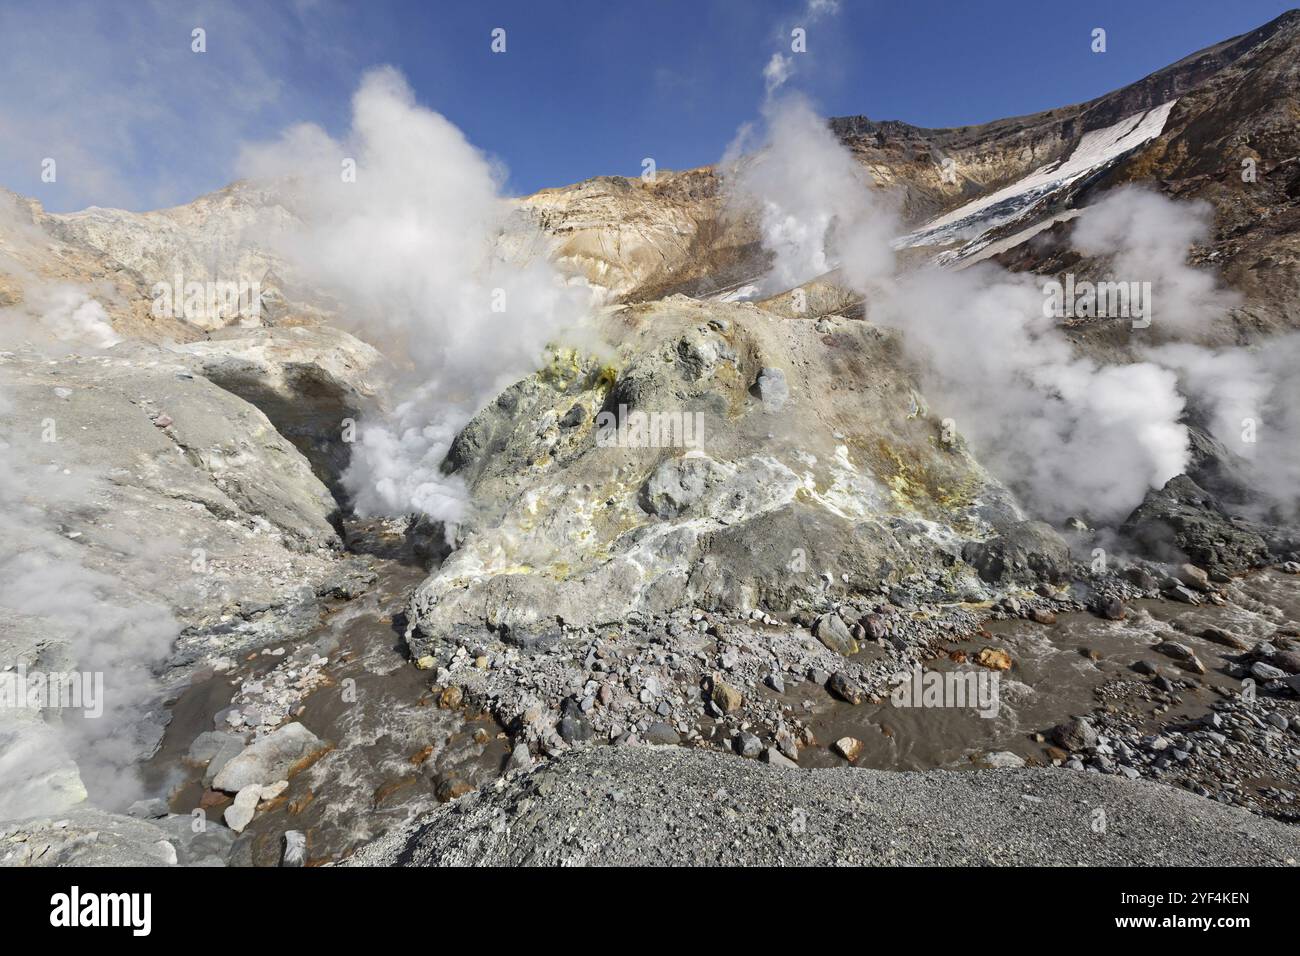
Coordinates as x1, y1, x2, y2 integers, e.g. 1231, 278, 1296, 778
512, 168, 764, 303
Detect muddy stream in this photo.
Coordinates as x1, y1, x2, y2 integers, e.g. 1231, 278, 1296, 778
144, 556, 1300, 863
144, 549, 509, 866
802, 570, 1300, 770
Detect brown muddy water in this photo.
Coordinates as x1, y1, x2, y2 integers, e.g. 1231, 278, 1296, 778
142, 557, 1298, 863
801, 570, 1300, 772
143, 558, 510, 866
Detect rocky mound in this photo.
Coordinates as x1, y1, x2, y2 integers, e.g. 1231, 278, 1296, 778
399, 293, 1076, 753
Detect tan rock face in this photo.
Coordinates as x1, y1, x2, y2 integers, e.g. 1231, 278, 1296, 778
711, 680, 743, 715
0, 188, 194, 343
514, 168, 762, 303
43, 181, 300, 331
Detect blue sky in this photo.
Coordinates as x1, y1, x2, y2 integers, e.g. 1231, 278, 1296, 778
1, 0, 1294, 212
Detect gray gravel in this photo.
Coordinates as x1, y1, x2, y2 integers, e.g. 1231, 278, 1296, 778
349, 745, 1300, 866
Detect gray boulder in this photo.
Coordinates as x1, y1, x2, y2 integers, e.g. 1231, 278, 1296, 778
1120, 476, 1269, 574
753, 367, 789, 412
963, 520, 1071, 584
639, 454, 723, 519
1051, 716, 1099, 752
813, 613, 857, 656
211, 722, 324, 793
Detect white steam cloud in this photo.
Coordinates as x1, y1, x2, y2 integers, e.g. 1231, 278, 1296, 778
725, 96, 895, 295
725, 95, 1300, 525
1150, 337, 1300, 521
0, 284, 121, 351
877, 264, 1190, 521
763, 54, 793, 96
0, 387, 175, 819
1072, 187, 1237, 334
238, 67, 588, 526
759, 0, 842, 97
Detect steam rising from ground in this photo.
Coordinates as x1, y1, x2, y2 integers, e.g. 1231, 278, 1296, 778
0, 284, 120, 351
0, 195, 121, 351
1072, 187, 1236, 334
726, 96, 1297, 524
0, 201, 168, 816
1151, 337, 1300, 521
725, 96, 895, 296
0, 388, 175, 819
239, 67, 588, 525
878, 266, 1189, 521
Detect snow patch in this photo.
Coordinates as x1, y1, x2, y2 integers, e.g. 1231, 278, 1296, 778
899, 100, 1177, 261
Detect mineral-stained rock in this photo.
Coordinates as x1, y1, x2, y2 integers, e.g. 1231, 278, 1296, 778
403, 300, 1015, 666
833, 737, 864, 761
826, 671, 863, 705
976, 648, 1012, 671
435, 777, 474, 802
712, 679, 744, 715
437, 686, 464, 710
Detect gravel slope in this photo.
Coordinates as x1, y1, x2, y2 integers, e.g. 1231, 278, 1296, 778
349, 745, 1300, 866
